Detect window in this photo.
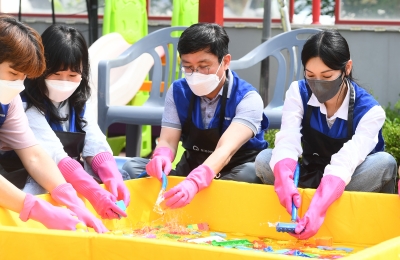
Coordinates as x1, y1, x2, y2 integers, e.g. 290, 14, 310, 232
1, 0, 105, 16
149, 0, 172, 16
148, 0, 291, 21
335, 0, 400, 25
224, 0, 282, 19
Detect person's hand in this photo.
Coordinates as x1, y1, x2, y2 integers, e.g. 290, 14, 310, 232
146, 147, 174, 181
164, 165, 214, 209
273, 158, 301, 215
291, 175, 345, 240
19, 193, 84, 230
92, 152, 130, 207
50, 183, 108, 233
58, 157, 127, 220
91, 191, 127, 219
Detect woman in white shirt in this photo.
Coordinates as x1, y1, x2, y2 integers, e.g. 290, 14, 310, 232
255, 29, 397, 239
21, 24, 130, 220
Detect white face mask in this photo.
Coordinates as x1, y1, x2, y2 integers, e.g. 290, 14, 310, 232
45, 79, 81, 103
0, 79, 25, 104
183, 61, 224, 96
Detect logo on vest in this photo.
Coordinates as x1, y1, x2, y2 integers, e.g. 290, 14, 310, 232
193, 145, 213, 154
0, 114, 5, 117
224, 117, 231, 120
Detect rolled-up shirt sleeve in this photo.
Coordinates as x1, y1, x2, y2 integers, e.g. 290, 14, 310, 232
161, 84, 182, 130
232, 90, 264, 136
0, 95, 37, 151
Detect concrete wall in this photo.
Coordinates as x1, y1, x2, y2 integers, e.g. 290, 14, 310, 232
24, 18, 400, 108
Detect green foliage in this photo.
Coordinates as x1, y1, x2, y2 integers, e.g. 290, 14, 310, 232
383, 100, 400, 165
385, 99, 400, 122
264, 129, 279, 149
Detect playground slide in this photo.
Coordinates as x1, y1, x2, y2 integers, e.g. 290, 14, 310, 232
87, 32, 164, 121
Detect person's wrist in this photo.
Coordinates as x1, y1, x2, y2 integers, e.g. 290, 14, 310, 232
153, 147, 174, 162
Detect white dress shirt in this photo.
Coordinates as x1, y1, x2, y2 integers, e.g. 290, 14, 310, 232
270, 81, 385, 184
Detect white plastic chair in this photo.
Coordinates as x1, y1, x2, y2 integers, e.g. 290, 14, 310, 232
87, 32, 164, 121
97, 27, 187, 157
230, 28, 321, 129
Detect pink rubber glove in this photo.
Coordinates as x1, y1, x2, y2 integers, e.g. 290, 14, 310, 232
273, 158, 301, 215
92, 152, 130, 207
292, 175, 345, 240
164, 164, 215, 209
50, 183, 108, 233
19, 193, 83, 230
58, 157, 127, 220
146, 147, 174, 181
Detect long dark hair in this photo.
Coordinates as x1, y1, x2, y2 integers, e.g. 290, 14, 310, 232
23, 24, 90, 128
302, 29, 355, 81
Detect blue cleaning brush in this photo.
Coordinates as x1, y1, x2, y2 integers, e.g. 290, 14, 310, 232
276, 163, 300, 233
154, 172, 168, 214
136, 170, 168, 215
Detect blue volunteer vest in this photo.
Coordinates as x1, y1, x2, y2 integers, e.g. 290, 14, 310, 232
0, 103, 9, 128
20, 93, 86, 159
173, 70, 269, 151
298, 79, 384, 153
44, 103, 85, 133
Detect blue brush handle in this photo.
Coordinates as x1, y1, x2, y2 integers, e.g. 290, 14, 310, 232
291, 164, 300, 222
137, 171, 149, 179
161, 172, 168, 190
137, 171, 168, 190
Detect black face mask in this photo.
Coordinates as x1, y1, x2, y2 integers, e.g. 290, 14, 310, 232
305, 73, 344, 103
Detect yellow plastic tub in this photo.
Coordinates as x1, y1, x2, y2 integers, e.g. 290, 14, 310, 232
0, 177, 399, 259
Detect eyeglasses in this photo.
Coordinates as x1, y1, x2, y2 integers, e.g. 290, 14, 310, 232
181, 66, 211, 76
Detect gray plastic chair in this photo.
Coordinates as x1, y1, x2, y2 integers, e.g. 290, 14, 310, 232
230, 28, 321, 129
97, 26, 188, 157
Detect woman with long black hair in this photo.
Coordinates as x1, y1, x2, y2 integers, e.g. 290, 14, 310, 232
22, 24, 130, 220
255, 29, 397, 239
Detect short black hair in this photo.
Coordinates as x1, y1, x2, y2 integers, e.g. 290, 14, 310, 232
178, 23, 229, 63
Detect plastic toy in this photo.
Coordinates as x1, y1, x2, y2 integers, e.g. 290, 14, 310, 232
187, 223, 209, 231
252, 240, 266, 249
187, 236, 226, 244
315, 236, 333, 247
75, 222, 87, 232
211, 239, 253, 247
210, 232, 227, 238
263, 246, 274, 252
115, 200, 127, 211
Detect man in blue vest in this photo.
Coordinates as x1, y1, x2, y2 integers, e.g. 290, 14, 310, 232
123, 23, 269, 208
